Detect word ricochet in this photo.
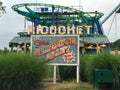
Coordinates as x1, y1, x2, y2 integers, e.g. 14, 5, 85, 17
27, 25, 92, 35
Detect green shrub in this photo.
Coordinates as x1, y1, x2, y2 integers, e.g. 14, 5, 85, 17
45, 65, 53, 78
0, 53, 47, 90
59, 66, 76, 81
58, 86, 94, 90
80, 55, 91, 82
59, 55, 92, 81
85, 52, 120, 89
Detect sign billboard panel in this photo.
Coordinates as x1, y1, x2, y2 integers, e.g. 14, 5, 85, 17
31, 35, 79, 65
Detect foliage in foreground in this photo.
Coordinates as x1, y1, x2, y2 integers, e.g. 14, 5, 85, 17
59, 66, 76, 80
59, 52, 120, 89
58, 86, 94, 90
85, 52, 120, 89
0, 53, 47, 90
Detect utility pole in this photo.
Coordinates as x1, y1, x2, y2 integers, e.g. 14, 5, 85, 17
79, 0, 83, 10
79, 0, 81, 7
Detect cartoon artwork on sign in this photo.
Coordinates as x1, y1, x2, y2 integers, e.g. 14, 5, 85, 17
31, 35, 79, 65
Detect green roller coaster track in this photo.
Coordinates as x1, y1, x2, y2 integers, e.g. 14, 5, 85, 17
12, 3, 103, 26
10, 3, 108, 38
10, 3, 111, 49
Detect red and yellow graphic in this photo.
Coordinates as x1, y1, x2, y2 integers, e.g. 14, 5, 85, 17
31, 35, 79, 65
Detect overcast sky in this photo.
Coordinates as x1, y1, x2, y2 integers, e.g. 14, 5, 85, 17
0, 0, 120, 49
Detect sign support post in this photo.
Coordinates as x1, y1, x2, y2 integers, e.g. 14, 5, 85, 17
77, 65, 80, 83
53, 65, 57, 84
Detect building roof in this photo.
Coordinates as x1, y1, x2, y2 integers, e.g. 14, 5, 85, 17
9, 36, 30, 45
80, 35, 110, 44
9, 35, 110, 47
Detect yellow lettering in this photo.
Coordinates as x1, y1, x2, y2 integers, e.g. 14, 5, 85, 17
41, 26, 48, 34
67, 26, 75, 34
85, 26, 92, 34
58, 26, 66, 34
50, 26, 56, 34
76, 26, 83, 34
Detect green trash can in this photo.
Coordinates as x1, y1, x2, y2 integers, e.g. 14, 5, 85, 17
94, 69, 114, 90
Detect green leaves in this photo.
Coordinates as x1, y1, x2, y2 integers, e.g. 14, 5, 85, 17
84, 52, 120, 89
0, 53, 47, 90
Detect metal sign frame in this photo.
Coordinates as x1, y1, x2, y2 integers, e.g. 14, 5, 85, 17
31, 35, 79, 66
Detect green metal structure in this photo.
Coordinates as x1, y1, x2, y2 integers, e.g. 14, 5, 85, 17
11, 3, 104, 36
101, 3, 120, 24
10, 3, 111, 52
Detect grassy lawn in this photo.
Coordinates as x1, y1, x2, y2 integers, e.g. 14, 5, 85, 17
58, 86, 94, 90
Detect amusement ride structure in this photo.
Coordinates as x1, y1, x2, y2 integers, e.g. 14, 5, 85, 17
11, 3, 104, 36
9, 3, 120, 53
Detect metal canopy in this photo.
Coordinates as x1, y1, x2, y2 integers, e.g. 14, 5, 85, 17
80, 35, 110, 44
9, 36, 30, 47
9, 35, 110, 48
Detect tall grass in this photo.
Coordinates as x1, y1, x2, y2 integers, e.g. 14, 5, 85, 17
85, 52, 120, 89
59, 52, 120, 89
58, 86, 94, 90
59, 66, 76, 81
0, 53, 47, 90
80, 55, 95, 82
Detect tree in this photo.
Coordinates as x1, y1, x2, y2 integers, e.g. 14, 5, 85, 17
110, 39, 120, 50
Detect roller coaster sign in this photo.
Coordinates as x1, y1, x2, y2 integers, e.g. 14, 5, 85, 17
31, 35, 79, 65
27, 25, 92, 35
